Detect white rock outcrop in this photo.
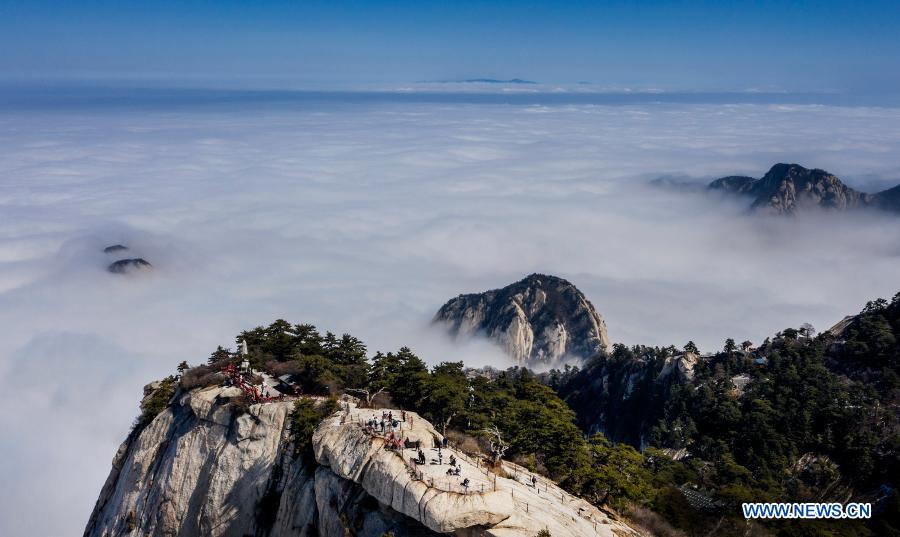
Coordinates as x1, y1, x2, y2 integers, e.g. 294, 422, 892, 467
315, 406, 638, 537
656, 352, 699, 382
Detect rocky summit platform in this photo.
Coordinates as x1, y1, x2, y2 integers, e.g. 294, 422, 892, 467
313, 405, 637, 537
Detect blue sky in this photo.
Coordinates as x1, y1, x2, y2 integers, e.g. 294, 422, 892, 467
2, 0, 899, 92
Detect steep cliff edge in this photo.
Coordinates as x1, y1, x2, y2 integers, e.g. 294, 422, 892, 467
84, 386, 441, 537
433, 274, 610, 367
86, 384, 637, 537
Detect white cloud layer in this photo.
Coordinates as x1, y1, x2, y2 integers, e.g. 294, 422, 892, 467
1, 95, 900, 535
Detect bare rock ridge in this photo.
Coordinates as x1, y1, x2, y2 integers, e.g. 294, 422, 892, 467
433, 274, 610, 367
85, 384, 635, 537
708, 163, 900, 215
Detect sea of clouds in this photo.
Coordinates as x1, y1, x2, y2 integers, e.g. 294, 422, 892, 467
1, 90, 900, 535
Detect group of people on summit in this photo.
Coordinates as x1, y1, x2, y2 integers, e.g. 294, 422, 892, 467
415, 436, 470, 489
362, 409, 471, 490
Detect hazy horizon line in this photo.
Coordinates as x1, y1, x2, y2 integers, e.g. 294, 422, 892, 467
3, 83, 900, 109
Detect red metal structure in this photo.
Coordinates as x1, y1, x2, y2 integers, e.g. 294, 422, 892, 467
221, 364, 286, 404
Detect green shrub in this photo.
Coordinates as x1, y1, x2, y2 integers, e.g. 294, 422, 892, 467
136, 376, 177, 428
290, 396, 339, 464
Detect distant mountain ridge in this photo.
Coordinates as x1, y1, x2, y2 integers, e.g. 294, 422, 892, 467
428, 78, 538, 85
708, 163, 900, 215
459, 78, 537, 84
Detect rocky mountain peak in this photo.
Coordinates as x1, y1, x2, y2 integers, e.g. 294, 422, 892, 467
85, 384, 635, 537
433, 273, 610, 367
752, 163, 872, 214
708, 163, 896, 215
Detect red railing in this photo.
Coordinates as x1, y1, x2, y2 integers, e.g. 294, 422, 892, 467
220, 364, 297, 405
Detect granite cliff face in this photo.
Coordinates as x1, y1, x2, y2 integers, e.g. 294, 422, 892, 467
708, 163, 899, 215
85, 384, 636, 537
433, 274, 610, 367
84, 386, 441, 537
558, 352, 701, 447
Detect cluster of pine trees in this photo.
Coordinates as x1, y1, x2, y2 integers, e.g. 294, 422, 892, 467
556, 294, 900, 536
182, 292, 900, 536
223, 321, 665, 524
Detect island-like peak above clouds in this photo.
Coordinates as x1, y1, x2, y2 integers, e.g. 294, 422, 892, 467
433, 274, 610, 368
708, 163, 900, 215
103, 244, 153, 274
